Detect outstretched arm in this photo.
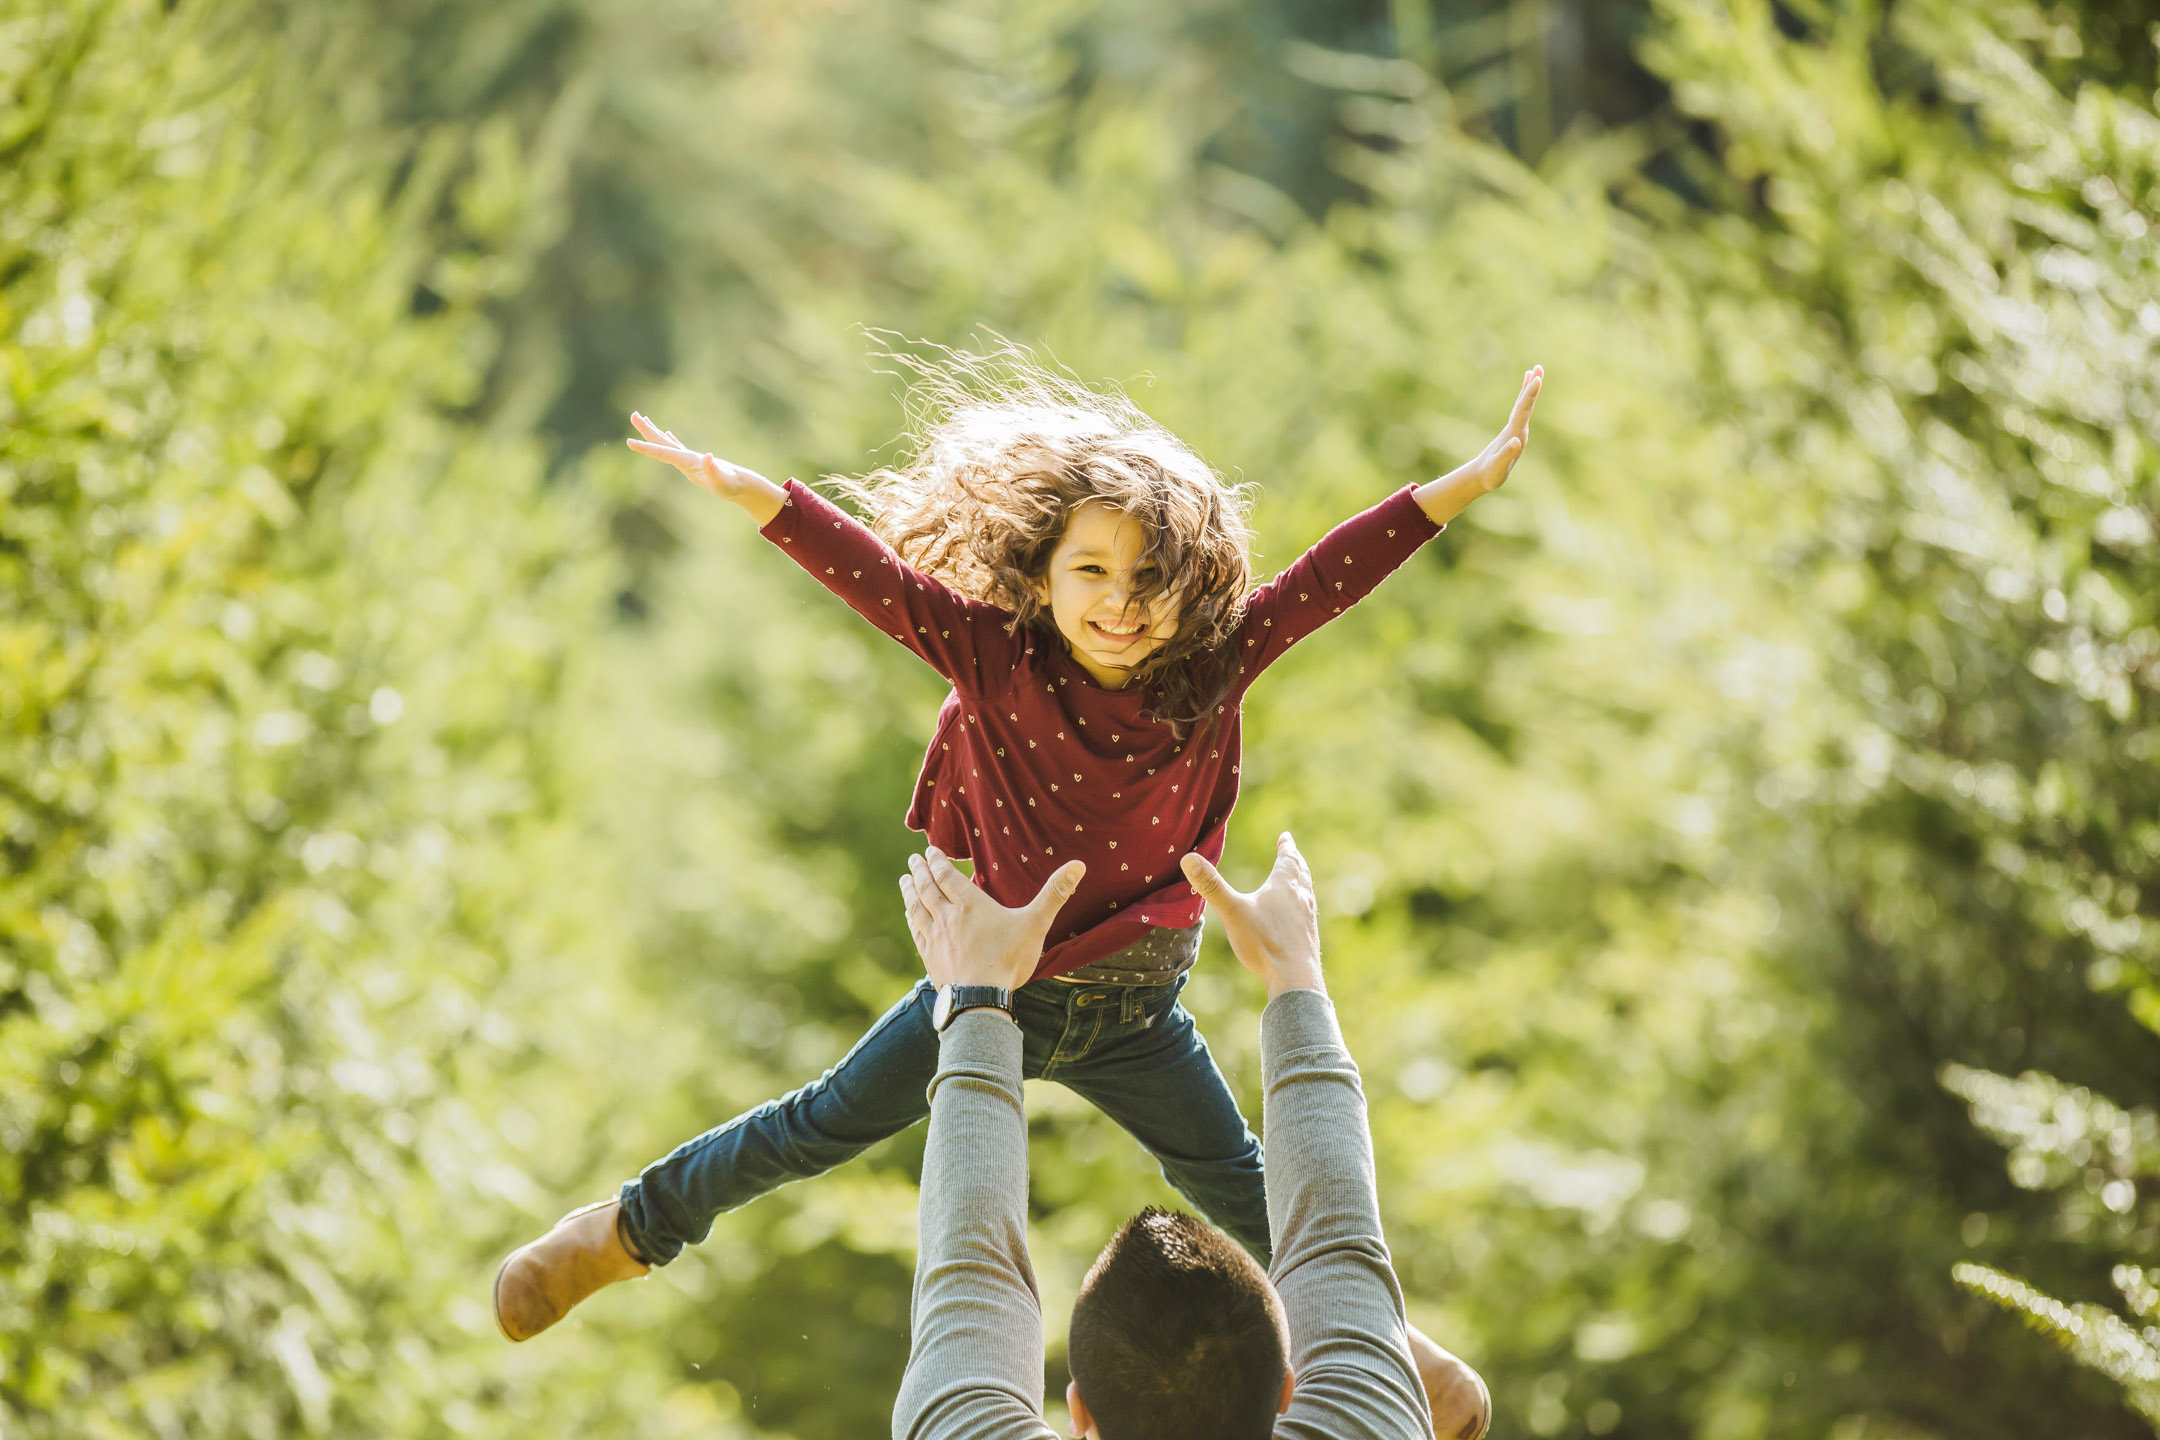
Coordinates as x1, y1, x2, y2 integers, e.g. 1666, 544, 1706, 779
627, 414, 1020, 687
1232, 366, 1544, 688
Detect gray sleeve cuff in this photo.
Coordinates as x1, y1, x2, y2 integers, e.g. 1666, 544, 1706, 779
929, 1007, 1024, 1094
1260, 987, 1345, 1081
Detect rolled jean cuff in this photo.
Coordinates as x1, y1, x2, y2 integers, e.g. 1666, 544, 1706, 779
615, 1194, 660, 1266
614, 1180, 676, 1266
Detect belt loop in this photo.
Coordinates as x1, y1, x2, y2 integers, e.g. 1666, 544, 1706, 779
1121, 988, 1142, 1024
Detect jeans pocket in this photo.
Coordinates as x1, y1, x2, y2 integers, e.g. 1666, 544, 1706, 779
1124, 980, 1185, 1031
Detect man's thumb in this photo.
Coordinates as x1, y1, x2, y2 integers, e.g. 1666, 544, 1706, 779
1029, 860, 1086, 917
1181, 852, 1226, 898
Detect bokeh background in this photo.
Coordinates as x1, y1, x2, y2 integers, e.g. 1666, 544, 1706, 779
5, 0, 2159, 1436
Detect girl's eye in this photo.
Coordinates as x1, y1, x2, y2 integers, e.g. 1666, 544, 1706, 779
1078, 564, 1107, 575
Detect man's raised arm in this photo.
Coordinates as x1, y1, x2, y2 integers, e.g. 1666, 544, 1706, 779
890, 851, 1082, 1440
1181, 838, 1432, 1440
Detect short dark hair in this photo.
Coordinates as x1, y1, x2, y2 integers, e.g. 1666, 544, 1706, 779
1066, 1208, 1288, 1440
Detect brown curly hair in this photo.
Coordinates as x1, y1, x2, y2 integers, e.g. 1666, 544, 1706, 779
831, 343, 1254, 733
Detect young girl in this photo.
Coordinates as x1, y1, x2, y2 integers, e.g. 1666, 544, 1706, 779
496, 355, 1538, 1413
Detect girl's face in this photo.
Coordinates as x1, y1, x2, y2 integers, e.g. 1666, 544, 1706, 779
1034, 501, 1179, 690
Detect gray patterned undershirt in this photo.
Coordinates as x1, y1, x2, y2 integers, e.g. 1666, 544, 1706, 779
1051, 922, 1202, 987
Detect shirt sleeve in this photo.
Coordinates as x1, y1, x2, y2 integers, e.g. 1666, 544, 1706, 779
892, 1011, 1059, 1440
762, 478, 1023, 693
1261, 990, 1432, 1440
1228, 486, 1442, 693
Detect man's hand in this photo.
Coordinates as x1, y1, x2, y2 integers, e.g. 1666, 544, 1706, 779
626, 413, 788, 526
901, 847, 1086, 993
1180, 833, 1326, 1000
1413, 365, 1543, 527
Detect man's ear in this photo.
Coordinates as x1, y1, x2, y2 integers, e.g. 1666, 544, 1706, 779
1065, 1379, 1094, 1438
1277, 1370, 1295, 1415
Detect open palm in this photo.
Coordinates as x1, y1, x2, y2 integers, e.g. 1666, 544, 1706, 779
1456, 364, 1542, 496
1413, 365, 1543, 527
625, 413, 770, 503
624, 412, 787, 527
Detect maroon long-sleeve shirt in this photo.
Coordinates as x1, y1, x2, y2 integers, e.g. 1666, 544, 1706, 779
761, 478, 1442, 979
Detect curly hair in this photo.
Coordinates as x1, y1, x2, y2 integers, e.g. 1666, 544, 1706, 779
831, 343, 1255, 734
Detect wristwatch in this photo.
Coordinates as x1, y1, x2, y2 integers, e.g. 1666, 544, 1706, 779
932, 984, 1014, 1031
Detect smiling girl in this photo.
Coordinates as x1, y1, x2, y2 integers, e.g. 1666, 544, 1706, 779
493, 354, 1537, 1429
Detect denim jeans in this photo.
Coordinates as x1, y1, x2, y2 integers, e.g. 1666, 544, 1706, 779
617, 971, 1270, 1265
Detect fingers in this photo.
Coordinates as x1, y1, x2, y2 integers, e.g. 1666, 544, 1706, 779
628, 412, 708, 478
900, 873, 933, 947
630, 412, 692, 449
1477, 369, 1538, 489
921, 846, 972, 903
1463, 367, 1540, 488
903, 861, 956, 921
907, 851, 937, 907
1507, 366, 1543, 436
626, 438, 698, 466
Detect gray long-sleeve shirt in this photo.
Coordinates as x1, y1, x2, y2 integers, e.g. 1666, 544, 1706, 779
893, 989, 1432, 1440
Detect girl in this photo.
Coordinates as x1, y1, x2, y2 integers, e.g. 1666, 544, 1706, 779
497, 355, 1538, 1421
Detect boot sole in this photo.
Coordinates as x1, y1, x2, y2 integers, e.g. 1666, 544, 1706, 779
492, 1254, 523, 1343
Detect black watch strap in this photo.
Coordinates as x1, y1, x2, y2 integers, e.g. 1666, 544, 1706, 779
934, 984, 1014, 1031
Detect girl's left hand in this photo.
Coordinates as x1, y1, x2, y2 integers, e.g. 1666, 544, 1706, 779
1414, 365, 1543, 526
1460, 364, 1542, 494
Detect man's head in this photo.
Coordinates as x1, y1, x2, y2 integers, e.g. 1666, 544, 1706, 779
1064, 1208, 1291, 1440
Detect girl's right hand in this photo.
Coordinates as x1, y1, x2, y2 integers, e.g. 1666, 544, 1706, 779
626, 413, 787, 526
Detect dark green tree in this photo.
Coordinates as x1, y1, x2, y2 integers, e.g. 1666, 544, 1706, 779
0, 2, 706, 1434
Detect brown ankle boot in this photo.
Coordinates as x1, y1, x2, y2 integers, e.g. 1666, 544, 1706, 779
493, 1199, 650, 1342
1406, 1323, 1492, 1440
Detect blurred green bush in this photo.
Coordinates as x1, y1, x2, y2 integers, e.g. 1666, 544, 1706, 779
0, 2, 702, 1435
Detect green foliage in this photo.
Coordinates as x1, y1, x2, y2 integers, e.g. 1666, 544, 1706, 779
0, 2, 708, 1435
1947, 1063, 2160, 1425
1946, 1061, 2160, 1425
10, 0, 2159, 1438
1643, 1, 2160, 1429
1954, 1262, 2160, 1427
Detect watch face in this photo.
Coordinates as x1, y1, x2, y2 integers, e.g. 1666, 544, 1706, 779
932, 985, 954, 1031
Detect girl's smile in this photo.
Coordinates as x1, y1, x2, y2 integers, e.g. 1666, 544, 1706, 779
1086, 617, 1149, 647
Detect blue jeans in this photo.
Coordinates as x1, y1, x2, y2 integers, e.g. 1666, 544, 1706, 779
617, 972, 1270, 1265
